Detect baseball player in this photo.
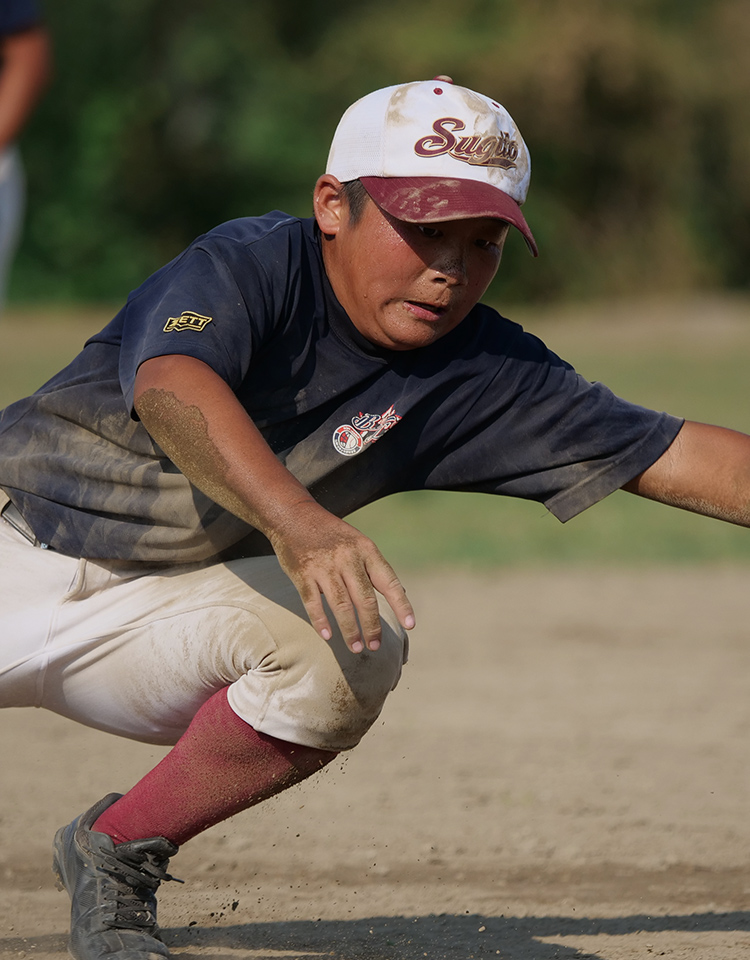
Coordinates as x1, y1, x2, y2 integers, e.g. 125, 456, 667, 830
0, 0, 51, 310
2, 77, 750, 960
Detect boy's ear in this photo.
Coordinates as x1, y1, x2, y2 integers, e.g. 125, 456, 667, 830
313, 175, 345, 236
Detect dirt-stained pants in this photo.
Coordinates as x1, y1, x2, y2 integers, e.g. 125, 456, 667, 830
0, 512, 407, 749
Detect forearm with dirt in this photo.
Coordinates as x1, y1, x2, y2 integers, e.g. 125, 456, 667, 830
133, 354, 415, 652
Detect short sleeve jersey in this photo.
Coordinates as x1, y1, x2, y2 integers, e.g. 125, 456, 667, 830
0, 213, 683, 563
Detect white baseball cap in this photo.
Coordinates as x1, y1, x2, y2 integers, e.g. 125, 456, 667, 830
327, 76, 537, 256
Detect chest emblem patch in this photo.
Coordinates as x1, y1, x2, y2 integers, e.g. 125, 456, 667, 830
332, 405, 402, 457
163, 311, 213, 333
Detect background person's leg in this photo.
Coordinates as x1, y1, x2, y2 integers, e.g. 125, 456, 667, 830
0, 146, 25, 311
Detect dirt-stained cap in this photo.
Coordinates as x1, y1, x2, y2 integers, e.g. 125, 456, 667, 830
326, 77, 537, 256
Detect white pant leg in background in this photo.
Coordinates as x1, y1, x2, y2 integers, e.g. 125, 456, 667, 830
0, 517, 407, 751
0, 145, 25, 310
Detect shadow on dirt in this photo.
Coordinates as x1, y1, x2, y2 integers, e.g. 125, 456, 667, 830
3, 911, 750, 959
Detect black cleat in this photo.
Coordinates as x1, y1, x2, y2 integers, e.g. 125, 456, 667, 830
52, 793, 180, 960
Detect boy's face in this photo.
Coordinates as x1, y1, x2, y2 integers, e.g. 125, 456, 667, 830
315, 176, 508, 352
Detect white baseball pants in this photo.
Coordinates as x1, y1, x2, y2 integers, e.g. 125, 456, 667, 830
0, 512, 407, 750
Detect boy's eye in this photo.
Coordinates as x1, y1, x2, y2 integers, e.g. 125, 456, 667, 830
417, 225, 441, 239
477, 223, 510, 250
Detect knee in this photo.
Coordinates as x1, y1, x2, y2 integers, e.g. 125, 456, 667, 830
228, 611, 408, 753
309, 625, 407, 749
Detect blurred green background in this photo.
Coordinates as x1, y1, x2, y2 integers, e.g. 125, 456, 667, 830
4, 0, 750, 569
11, 0, 750, 305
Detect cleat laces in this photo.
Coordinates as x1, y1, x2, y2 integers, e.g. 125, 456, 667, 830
91, 846, 183, 932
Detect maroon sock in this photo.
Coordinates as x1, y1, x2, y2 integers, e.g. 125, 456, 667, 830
92, 687, 336, 846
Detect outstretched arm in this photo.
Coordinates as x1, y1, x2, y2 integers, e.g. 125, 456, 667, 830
133, 354, 415, 653
622, 420, 750, 525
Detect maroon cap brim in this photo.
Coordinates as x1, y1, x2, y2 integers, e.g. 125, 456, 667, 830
360, 176, 538, 257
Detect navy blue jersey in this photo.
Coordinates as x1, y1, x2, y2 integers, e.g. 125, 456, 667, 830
0, 0, 42, 35
0, 213, 683, 562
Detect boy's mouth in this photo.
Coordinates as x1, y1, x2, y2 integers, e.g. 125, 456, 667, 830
404, 300, 447, 321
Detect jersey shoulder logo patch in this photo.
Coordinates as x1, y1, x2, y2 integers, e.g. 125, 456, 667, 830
163, 311, 213, 333
332, 404, 402, 457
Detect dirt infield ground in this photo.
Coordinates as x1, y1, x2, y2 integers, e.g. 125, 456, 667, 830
2, 567, 750, 959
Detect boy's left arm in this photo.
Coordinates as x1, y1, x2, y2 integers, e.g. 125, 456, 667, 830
622, 421, 750, 526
